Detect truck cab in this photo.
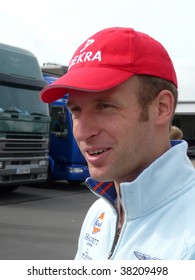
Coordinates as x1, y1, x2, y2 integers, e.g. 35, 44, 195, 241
41, 64, 89, 184
0, 43, 50, 192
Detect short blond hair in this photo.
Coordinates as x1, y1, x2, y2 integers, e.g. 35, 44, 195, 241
170, 126, 183, 140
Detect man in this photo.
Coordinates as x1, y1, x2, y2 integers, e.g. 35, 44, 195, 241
170, 125, 183, 140
40, 27, 195, 260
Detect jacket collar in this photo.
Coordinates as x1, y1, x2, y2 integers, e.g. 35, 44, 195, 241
86, 178, 116, 205
86, 141, 195, 218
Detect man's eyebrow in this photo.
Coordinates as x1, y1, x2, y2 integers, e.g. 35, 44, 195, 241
66, 95, 116, 110
67, 97, 111, 107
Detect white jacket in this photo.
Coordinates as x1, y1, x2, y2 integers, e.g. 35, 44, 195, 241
75, 141, 195, 260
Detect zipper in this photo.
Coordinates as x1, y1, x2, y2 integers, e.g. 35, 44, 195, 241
86, 181, 120, 259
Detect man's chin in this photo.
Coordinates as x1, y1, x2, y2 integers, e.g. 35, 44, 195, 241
88, 169, 111, 182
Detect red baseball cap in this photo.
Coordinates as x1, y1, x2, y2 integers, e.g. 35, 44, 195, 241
40, 27, 177, 103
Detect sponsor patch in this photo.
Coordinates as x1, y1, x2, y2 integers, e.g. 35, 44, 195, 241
92, 212, 105, 234
134, 251, 161, 260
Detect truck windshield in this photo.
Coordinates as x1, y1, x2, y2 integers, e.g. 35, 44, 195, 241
0, 84, 49, 116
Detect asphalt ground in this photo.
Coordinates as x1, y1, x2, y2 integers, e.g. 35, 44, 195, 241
0, 181, 97, 260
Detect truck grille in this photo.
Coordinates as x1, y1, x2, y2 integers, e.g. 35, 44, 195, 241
0, 132, 49, 157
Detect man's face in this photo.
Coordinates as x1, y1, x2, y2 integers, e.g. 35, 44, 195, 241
67, 77, 155, 184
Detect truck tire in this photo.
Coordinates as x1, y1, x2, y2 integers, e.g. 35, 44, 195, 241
41, 166, 54, 188
0, 186, 19, 193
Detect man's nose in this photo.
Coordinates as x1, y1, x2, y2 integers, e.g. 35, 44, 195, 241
73, 111, 100, 142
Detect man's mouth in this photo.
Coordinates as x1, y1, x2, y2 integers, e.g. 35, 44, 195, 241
88, 149, 109, 156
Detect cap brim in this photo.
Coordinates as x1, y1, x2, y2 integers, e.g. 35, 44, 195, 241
40, 67, 134, 103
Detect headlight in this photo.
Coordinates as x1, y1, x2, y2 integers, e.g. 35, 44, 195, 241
39, 160, 47, 167
68, 167, 84, 173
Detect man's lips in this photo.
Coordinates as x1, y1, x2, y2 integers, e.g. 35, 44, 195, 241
83, 147, 111, 164
87, 148, 110, 156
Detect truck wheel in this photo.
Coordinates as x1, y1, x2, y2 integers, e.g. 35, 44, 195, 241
67, 180, 84, 185
0, 186, 19, 193
41, 166, 54, 188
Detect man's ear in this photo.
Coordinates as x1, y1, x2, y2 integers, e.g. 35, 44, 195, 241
154, 90, 174, 125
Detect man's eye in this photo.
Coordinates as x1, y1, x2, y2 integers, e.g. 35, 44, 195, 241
99, 103, 113, 110
69, 106, 81, 116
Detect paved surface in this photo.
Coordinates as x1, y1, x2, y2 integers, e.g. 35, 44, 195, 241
0, 181, 96, 260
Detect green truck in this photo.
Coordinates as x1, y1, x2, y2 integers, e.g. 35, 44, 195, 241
0, 43, 50, 192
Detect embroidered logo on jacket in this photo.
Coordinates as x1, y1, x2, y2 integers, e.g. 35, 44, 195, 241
92, 212, 105, 234
134, 251, 161, 260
